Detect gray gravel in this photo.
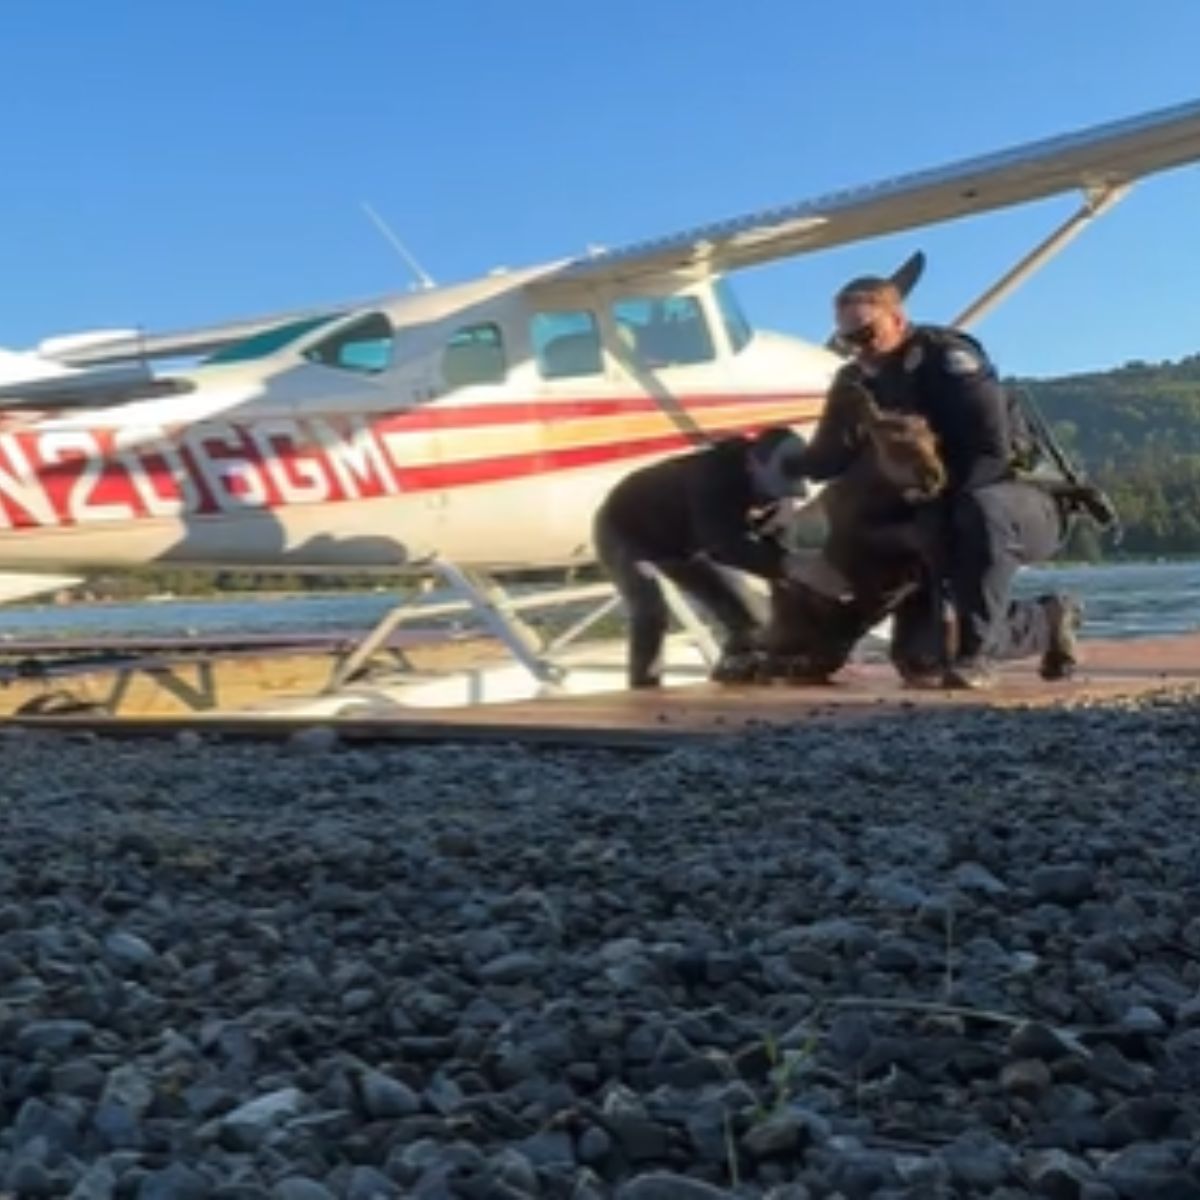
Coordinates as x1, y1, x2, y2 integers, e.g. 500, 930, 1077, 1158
4, 690, 1200, 1198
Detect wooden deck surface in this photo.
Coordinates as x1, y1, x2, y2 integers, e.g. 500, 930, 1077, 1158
6, 633, 1199, 750
351, 633, 1200, 735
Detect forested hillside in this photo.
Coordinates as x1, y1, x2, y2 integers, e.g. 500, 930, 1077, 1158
1017, 353, 1200, 559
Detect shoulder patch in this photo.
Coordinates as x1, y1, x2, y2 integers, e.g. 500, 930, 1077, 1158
943, 346, 983, 375
903, 344, 924, 372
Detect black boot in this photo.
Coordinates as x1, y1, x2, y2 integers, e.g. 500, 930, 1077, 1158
895, 657, 948, 690
1039, 593, 1083, 680
943, 656, 998, 690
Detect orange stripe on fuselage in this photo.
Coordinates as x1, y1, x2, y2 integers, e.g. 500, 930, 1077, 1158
379, 395, 822, 466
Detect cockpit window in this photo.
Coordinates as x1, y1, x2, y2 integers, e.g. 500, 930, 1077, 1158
442, 322, 507, 388
202, 314, 338, 365
303, 312, 394, 374
611, 295, 715, 368
714, 277, 754, 353
531, 310, 603, 379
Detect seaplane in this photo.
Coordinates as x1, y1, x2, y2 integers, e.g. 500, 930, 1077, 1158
0, 97, 1199, 712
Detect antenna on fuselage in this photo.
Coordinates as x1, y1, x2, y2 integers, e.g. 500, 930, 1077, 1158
360, 201, 437, 291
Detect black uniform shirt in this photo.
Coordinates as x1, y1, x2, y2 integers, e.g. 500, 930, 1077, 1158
798, 325, 1014, 494
599, 438, 786, 579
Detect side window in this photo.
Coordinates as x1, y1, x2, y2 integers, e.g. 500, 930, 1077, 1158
441, 323, 506, 388
714, 278, 754, 353
303, 312, 393, 374
531, 310, 603, 379
612, 295, 715, 369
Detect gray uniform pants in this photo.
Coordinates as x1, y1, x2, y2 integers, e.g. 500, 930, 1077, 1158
948, 481, 1066, 662
877, 481, 1066, 673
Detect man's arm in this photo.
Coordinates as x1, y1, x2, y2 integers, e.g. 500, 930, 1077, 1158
921, 340, 1012, 492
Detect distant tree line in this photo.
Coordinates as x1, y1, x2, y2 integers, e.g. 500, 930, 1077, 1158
1018, 352, 1200, 560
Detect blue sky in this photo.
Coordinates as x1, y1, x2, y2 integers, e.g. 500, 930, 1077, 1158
2, 0, 1199, 379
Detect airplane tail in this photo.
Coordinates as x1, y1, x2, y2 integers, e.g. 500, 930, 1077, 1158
0, 341, 161, 407
0, 348, 72, 386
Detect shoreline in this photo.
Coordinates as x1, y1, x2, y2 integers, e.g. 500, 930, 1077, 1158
19, 556, 1200, 608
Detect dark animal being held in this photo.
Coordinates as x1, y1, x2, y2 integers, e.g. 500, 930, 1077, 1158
758, 382, 950, 682
818, 385, 946, 576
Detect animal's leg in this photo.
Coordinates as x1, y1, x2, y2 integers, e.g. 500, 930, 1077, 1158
658, 557, 767, 683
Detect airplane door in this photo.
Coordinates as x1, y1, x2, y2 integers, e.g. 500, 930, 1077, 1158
519, 304, 627, 565
424, 319, 540, 565
605, 291, 733, 446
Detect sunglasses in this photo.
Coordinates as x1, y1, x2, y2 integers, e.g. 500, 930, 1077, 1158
839, 323, 879, 350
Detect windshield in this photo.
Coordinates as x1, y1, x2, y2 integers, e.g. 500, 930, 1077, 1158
714, 278, 754, 353
302, 312, 394, 374
201, 314, 339, 365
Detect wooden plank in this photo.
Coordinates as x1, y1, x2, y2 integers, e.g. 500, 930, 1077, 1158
0, 711, 689, 753
327, 633, 1200, 736
0, 627, 476, 661
3, 634, 1199, 751
0, 634, 502, 718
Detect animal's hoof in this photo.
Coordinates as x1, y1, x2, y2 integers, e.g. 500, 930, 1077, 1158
710, 650, 767, 684
767, 653, 837, 686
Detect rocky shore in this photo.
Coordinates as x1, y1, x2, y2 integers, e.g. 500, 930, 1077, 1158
3, 691, 1200, 1199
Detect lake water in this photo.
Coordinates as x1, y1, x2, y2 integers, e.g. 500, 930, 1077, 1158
0, 561, 1195, 645
1012, 561, 1200, 641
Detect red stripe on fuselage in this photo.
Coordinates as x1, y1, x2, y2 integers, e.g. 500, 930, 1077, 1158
371, 392, 822, 431
394, 419, 795, 491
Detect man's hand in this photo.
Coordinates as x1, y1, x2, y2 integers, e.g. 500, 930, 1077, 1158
752, 495, 806, 542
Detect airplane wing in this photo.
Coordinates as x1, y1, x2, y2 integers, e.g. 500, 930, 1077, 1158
557, 96, 1200, 283
26, 95, 1200, 377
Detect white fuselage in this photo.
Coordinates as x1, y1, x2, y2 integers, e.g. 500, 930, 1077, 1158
0, 273, 840, 575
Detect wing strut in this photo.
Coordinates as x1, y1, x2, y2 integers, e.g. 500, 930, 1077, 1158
951, 184, 1130, 329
